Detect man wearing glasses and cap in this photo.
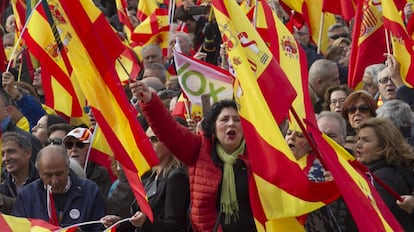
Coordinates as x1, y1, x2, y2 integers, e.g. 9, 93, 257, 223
63, 127, 112, 200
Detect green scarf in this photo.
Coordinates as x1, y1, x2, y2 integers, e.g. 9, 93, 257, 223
216, 140, 246, 224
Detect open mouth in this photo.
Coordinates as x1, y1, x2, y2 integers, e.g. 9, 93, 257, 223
227, 130, 236, 139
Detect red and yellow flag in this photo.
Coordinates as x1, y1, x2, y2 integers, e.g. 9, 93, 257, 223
280, 0, 335, 53
213, 1, 339, 231
0, 213, 64, 232
307, 127, 404, 231
137, 0, 158, 22
131, 8, 170, 58
115, 0, 134, 43
258, 1, 404, 230
20, 0, 84, 118
50, 0, 159, 221
89, 125, 117, 182
348, 0, 386, 89
321, 0, 355, 20
382, 0, 414, 87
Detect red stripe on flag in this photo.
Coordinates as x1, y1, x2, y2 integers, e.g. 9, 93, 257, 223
89, 148, 117, 182
241, 118, 339, 202
0, 37, 6, 72
23, 35, 83, 116
307, 125, 404, 231
0, 214, 13, 232
93, 109, 155, 218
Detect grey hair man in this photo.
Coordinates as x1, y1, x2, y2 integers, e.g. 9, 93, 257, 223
309, 59, 340, 114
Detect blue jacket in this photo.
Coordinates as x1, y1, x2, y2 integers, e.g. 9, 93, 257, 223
15, 94, 46, 131
12, 173, 105, 231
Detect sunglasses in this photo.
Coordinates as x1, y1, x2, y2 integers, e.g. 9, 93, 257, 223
348, 104, 370, 114
65, 141, 88, 149
148, 136, 159, 143
378, 77, 393, 84
46, 138, 63, 146
329, 33, 348, 40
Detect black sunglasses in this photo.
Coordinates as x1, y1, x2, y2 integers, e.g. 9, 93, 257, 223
348, 104, 370, 114
65, 141, 88, 149
329, 33, 348, 40
148, 136, 159, 143
46, 138, 63, 146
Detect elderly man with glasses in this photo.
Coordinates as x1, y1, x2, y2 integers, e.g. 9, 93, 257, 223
376, 54, 414, 110
63, 127, 112, 200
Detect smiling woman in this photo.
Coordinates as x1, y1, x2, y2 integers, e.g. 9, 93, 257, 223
355, 118, 414, 231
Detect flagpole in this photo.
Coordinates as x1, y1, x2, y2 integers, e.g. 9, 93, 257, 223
6, 0, 42, 72
84, 123, 98, 173
317, 12, 325, 54
167, 0, 176, 59
253, 0, 258, 28
384, 29, 392, 55
117, 57, 135, 80
289, 106, 328, 169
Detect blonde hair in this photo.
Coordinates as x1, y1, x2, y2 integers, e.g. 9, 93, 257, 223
359, 118, 414, 167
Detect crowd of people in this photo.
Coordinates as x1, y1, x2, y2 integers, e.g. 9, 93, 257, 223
1, 0, 414, 231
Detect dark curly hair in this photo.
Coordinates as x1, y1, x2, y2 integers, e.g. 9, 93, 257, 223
201, 99, 237, 138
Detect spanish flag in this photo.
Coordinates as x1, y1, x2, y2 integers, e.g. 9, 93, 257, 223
20, 0, 84, 117
48, 0, 158, 221
348, 0, 386, 89
382, 0, 414, 87
213, 1, 339, 231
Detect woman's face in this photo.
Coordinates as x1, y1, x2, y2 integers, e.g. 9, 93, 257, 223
329, 90, 347, 113
285, 129, 311, 160
355, 127, 382, 164
32, 115, 48, 145
215, 107, 243, 154
146, 128, 171, 163
347, 99, 373, 129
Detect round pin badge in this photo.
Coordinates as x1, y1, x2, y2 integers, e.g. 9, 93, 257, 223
69, 209, 81, 220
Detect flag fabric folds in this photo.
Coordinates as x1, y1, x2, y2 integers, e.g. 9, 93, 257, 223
174, 50, 234, 116
348, 0, 386, 89
46, 0, 159, 221
258, 1, 404, 230
137, 0, 158, 22
280, 0, 335, 53
321, 0, 355, 20
0, 213, 61, 232
382, 0, 414, 87
20, 0, 84, 118
131, 8, 170, 57
306, 126, 404, 231
212, 0, 340, 231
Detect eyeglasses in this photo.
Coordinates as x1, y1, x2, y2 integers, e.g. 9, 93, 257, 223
378, 77, 393, 84
46, 138, 62, 146
348, 104, 370, 114
148, 136, 159, 143
65, 141, 88, 149
329, 33, 348, 40
330, 98, 346, 105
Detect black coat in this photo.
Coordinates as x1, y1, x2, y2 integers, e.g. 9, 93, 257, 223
136, 167, 190, 232
368, 159, 414, 231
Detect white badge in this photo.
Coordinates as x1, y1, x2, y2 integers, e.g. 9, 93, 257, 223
69, 209, 81, 220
